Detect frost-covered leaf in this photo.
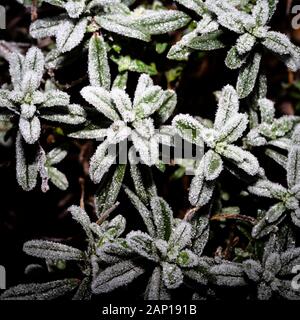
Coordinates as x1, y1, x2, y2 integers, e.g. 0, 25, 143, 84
88, 33, 111, 90
42, 90, 70, 107
124, 186, 156, 237
23, 240, 84, 260
0, 279, 79, 300
16, 133, 39, 191
237, 52, 262, 99
162, 262, 183, 289
214, 85, 239, 130
81, 86, 119, 121
150, 197, 173, 241
263, 32, 292, 55
203, 150, 223, 181
24, 47, 45, 82
56, 18, 87, 53
265, 202, 286, 224
95, 164, 126, 215
111, 88, 134, 122
126, 231, 158, 261
145, 267, 171, 300
89, 142, 116, 184
41, 104, 86, 124
186, 31, 225, 51
168, 221, 191, 252
172, 114, 203, 145
47, 167, 69, 190
174, 0, 205, 16
91, 260, 144, 294
133, 10, 190, 35
156, 90, 177, 124
64, 0, 85, 18
210, 263, 246, 287
30, 17, 63, 39
287, 127, 300, 188
95, 15, 150, 42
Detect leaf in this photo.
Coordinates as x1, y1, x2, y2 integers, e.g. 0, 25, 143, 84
175, 0, 205, 15
176, 249, 199, 268
124, 186, 156, 237
23, 240, 84, 260
30, 17, 63, 39
287, 127, 300, 188
91, 260, 144, 294
68, 205, 92, 240
42, 90, 70, 107
8, 52, 24, 90
111, 88, 134, 122
225, 46, 247, 70
145, 267, 171, 300
111, 55, 158, 76
56, 18, 87, 53
16, 133, 39, 191
263, 31, 292, 55
214, 85, 239, 130
172, 114, 203, 145
186, 31, 225, 51
81, 86, 119, 121
192, 216, 209, 256
203, 150, 223, 181
41, 104, 86, 124
129, 150, 157, 205
19, 116, 41, 145
64, 0, 85, 18
24, 47, 45, 81
243, 259, 263, 282
150, 197, 173, 241
210, 263, 247, 287
236, 33, 256, 55
237, 52, 262, 99
47, 167, 69, 190
252, 0, 269, 26
95, 164, 126, 215
258, 98, 275, 123
161, 262, 183, 289
265, 202, 286, 224
156, 90, 177, 124
0, 279, 79, 300
96, 14, 150, 42
89, 142, 116, 184
126, 231, 158, 261
88, 33, 111, 90
46, 148, 68, 165
168, 221, 192, 251
133, 10, 190, 35
216, 113, 248, 144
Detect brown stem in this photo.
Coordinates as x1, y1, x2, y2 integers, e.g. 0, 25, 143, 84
96, 202, 120, 225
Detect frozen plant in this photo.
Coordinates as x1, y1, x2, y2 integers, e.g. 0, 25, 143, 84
246, 98, 300, 150
70, 68, 177, 184
249, 126, 300, 238
0, 47, 86, 145
92, 190, 211, 299
210, 233, 300, 300
169, 0, 300, 98
0, 205, 131, 300
29, 0, 190, 55
173, 85, 260, 207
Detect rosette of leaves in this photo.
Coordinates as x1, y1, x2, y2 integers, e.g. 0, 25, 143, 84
69, 70, 177, 184
249, 126, 300, 238
0, 47, 86, 145
173, 85, 260, 207
92, 190, 211, 299
0, 205, 130, 300
210, 233, 300, 300
169, 0, 300, 98
246, 98, 300, 150
29, 0, 190, 55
